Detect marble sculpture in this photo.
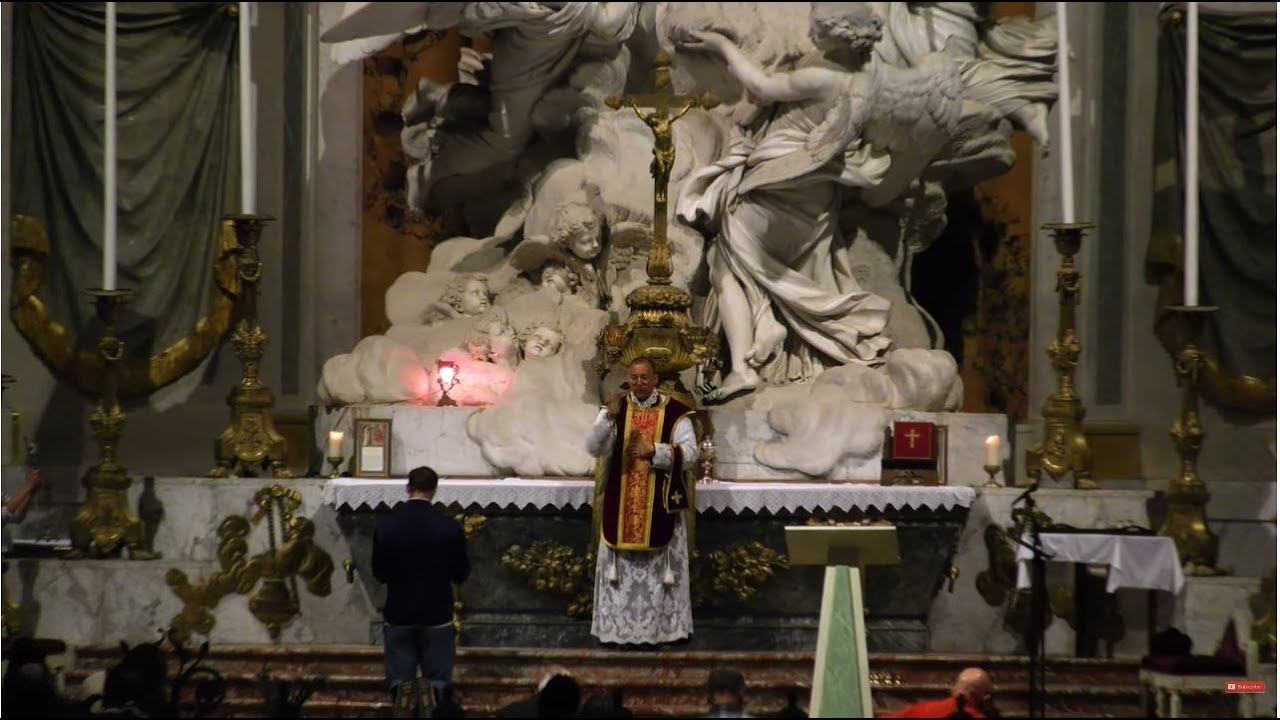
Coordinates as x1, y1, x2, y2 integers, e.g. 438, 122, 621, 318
318, 1, 1057, 477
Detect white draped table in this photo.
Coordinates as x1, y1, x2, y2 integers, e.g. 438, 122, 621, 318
322, 478, 976, 514
1016, 532, 1186, 594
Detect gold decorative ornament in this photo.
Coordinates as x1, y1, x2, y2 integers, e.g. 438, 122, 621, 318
869, 671, 903, 687
983, 463, 1001, 489
8, 215, 241, 398
167, 484, 333, 641
503, 540, 597, 618
1025, 222, 1095, 489
690, 541, 789, 608
70, 289, 153, 559
1157, 305, 1220, 575
450, 513, 488, 632
3, 596, 21, 636
976, 505, 1055, 612
503, 536, 790, 617
1146, 232, 1274, 414
598, 51, 720, 382
210, 215, 293, 479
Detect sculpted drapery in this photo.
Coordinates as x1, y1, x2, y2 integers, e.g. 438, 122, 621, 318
675, 4, 962, 401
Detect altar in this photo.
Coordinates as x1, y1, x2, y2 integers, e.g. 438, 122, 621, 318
325, 477, 977, 652
322, 477, 978, 515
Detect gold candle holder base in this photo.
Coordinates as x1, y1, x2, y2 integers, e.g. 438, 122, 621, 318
597, 52, 720, 385
70, 288, 153, 560
1158, 305, 1221, 576
327, 456, 344, 479
1024, 222, 1095, 490
983, 464, 1002, 489
209, 214, 293, 479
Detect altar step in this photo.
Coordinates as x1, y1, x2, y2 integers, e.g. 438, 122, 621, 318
67, 645, 1244, 718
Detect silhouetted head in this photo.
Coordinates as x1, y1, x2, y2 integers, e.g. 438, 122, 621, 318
707, 668, 747, 708
407, 466, 439, 499
952, 667, 994, 714
536, 673, 580, 717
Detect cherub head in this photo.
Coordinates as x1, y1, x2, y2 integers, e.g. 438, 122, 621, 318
520, 322, 565, 359
551, 203, 604, 261
441, 273, 492, 316
466, 311, 519, 365
809, 2, 883, 58
539, 262, 582, 296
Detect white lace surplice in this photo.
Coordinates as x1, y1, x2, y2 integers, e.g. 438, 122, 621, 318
585, 396, 698, 645
591, 516, 693, 645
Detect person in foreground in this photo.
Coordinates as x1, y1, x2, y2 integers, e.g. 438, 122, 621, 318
880, 667, 998, 718
705, 668, 752, 717
586, 356, 699, 646
373, 466, 471, 705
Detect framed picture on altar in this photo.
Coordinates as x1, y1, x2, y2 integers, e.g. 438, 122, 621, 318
353, 418, 392, 477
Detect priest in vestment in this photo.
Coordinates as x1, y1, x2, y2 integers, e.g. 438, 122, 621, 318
586, 357, 699, 645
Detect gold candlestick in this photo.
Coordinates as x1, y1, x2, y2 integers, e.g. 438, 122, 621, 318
1158, 305, 1220, 575
70, 289, 152, 559
983, 464, 1002, 489
209, 214, 293, 478
1025, 222, 1095, 489
327, 455, 344, 480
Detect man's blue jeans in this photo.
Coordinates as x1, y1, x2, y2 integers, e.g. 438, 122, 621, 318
383, 622, 456, 698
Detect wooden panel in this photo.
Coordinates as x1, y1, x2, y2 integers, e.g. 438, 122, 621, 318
360, 32, 467, 338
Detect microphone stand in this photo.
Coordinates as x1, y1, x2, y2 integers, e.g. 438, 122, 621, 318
1009, 482, 1051, 719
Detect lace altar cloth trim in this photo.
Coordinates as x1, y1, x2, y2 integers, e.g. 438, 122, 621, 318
323, 478, 976, 513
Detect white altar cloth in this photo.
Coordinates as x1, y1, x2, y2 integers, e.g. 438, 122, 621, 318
1016, 533, 1185, 594
322, 478, 977, 514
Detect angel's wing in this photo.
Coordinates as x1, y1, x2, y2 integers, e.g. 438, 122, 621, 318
804, 91, 857, 162
322, 2, 468, 64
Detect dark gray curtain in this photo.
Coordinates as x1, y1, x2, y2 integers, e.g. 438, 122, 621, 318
11, 3, 239, 377
1148, 8, 1276, 382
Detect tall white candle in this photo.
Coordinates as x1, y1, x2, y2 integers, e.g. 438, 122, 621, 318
103, 2, 118, 291
1055, 2, 1075, 223
239, 2, 256, 214
1183, 2, 1199, 306
327, 430, 344, 458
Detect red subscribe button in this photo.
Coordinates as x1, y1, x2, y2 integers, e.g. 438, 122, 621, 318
1224, 680, 1266, 694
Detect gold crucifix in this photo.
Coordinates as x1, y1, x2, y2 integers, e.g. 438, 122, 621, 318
904, 428, 921, 448
606, 51, 717, 258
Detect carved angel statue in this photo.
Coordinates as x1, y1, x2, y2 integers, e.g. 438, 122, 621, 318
430, 273, 494, 325
508, 201, 650, 311
676, 2, 963, 402
519, 322, 566, 359
872, 2, 1057, 154
322, 2, 641, 210
465, 310, 521, 366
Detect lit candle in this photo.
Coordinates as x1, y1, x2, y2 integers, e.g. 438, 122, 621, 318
1055, 1, 1075, 223
239, 2, 256, 214
103, 2, 118, 291
327, 430, 344, 458
984, 435, 1001, 468
1183, 2, 1199, 306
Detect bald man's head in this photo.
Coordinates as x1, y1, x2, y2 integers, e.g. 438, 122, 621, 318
953, 667, 993, 706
